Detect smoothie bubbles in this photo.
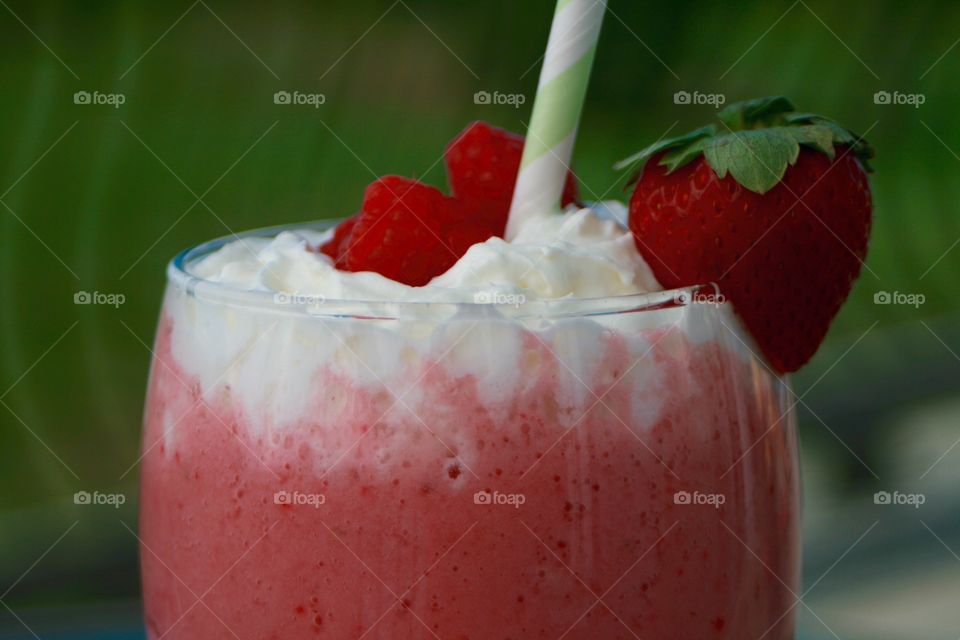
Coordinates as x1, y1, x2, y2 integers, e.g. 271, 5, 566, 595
140, 1, 875, 638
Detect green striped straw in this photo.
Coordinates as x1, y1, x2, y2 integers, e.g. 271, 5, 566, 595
506, 0, 608, 239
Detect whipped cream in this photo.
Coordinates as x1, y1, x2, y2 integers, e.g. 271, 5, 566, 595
165, 202, 754, 435
190, 203, 660, 302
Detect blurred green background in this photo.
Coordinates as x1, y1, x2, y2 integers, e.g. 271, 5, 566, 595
0, 0, 958, 637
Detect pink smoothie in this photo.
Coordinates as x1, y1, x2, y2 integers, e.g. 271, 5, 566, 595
140, 311, 799, 639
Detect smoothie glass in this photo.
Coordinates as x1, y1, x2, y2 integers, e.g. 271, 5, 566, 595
139, 222, 800, 639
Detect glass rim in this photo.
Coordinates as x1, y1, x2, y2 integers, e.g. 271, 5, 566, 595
166, 219, 724, 320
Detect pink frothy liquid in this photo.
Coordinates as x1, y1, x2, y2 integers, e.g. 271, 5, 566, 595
140, 306, 799, 639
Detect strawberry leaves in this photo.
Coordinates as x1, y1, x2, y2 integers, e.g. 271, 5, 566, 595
717, 95, 795, 130
614, 125, 715, 175
786, 124, 836, 158
618, 96, 875, 194
703, 129, 800, 194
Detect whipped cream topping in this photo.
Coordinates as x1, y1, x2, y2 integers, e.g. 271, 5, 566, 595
165, 202, 756, 435
189, 202, 661, 302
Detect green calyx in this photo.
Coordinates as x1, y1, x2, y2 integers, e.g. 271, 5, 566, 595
616, 96, 875, 194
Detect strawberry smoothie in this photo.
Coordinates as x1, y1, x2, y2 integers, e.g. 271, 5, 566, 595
139, 211, 799, 640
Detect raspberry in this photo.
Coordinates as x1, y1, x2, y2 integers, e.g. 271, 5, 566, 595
317, 216, 357, 267
326, 122, 581, 287
445, 122, 580, 236
341, 176, 494, 286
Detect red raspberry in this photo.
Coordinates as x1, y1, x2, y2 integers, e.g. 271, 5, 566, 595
321, 122, 580, 287
341, 176, 494, 286
317, 215, 357, 267
445, 122, 580, 235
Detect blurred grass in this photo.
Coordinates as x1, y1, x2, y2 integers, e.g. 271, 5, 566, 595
0, 0, 958, 613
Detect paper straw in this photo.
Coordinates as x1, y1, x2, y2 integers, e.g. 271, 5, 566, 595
505, 0, 608, 240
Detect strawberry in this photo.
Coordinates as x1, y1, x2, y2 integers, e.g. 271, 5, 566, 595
445, 121, 581, 235
620, 97, 874, 373
339, 176, 495, 287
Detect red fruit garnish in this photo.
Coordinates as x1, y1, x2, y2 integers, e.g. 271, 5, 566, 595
341, 176, 495, 286
322, 122, 581, 286
445, 122, 580, 235
622, 96, 874, 373
318, 215, 357, 267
